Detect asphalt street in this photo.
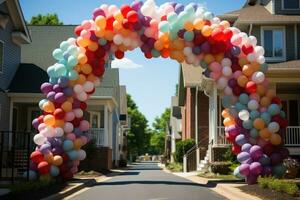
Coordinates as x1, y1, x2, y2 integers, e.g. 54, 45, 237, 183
71, 161, 226, 200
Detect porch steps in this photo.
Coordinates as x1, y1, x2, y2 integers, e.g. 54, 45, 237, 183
197, 150, 210, 172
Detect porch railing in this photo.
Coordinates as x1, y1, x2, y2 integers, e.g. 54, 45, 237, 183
86, 128, 106, 147
285, 126, 300, 147
216, 126, 231, 146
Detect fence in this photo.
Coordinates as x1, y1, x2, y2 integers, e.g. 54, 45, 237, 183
86, 128, 106, 147
0, 131, 35, 183
285, 126, 300, 146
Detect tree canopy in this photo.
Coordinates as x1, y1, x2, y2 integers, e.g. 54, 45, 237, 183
28, 13, 63, 25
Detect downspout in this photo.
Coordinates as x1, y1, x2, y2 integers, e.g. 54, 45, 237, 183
249, 23, 253, 36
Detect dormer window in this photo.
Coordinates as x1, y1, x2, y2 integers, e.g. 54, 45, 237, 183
283, 0, 300, 10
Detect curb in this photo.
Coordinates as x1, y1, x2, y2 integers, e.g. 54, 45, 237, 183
42, 179, 96, 200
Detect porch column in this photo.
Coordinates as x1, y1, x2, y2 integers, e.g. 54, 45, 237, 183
208, 85, 217, 162
104, 105, 109, 147
195, 87, 200, 167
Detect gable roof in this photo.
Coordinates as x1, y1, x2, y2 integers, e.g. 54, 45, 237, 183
8, 63, 48, 93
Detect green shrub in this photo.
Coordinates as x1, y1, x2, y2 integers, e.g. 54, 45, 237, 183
258, 176, 299, 196
210, 161, 232, 175
229, 162, 240, 173
165, 162, 183, 172
222, 146, 237, 162
174, 139, 195, 163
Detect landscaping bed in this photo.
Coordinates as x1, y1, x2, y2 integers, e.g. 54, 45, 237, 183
198, 172, 241, 180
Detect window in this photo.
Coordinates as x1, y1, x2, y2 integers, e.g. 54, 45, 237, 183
0, 41, 3, 73
261, 27, 285, 61
283, 0, 300, 9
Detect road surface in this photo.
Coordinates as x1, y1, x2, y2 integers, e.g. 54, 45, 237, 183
70, 161, 225, 200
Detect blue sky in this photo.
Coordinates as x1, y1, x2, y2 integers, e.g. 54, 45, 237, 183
20, 0, 245, 125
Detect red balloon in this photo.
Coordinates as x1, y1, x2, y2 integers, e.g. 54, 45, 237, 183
245, 81, 257, 94
74, 25, 83, 36
80, 102, 87, 110
233, 86, 243, 96
211, 28, 223, 41
72, 118, 81, 127
120, 5, 132, 17
272, 97, 281, 105
225, 132, 235, 143
115, 50, 124, 59
106, 16, 115, 31
38, 115, 44, 123
54, 108, 65, 119
30, 151, 44, 164
127, 11, 138, 23
87, 87, 95, 95
93, 66, 105, 77
242, 44, 254, 55
144, 52, 152, 59
95, 47, 106, 58
38, 161, 50, 174
231, 63, 242, 72
161, 15, 167, 21
223, 29, 233, 42
232, 144, 241, 155
194, 33, 206, 45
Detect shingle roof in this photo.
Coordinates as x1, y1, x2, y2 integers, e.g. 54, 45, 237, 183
220, 5, 300, 24
8, 63, 48, 93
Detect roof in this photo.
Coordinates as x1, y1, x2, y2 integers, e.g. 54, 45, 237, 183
3, 0, 31, 43
220, 4, 300, 25
8, 63, 48, 93
268, 60, 300, 69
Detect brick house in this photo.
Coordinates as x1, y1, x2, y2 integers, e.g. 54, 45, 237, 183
173, 0, 300, 172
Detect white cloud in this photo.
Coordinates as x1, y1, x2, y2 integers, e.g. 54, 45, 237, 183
111, 58, 142, 69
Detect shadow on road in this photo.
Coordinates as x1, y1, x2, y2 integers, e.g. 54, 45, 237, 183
95, 180, 204, 187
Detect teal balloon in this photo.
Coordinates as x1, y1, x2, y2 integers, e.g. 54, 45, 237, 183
204, 12, 214, 20
49, 77, 58, 85
184, 31, 194, 42
52, 49, 63, 60
185, 4, 195, 13
47, 66, 56, 78
67, 55, 78, 67
98, 38, 107, 46
23, 170, 37, 180
268, 104, 280, 116
260, 63, 268, 73
250, 128, 259, 138
167, 12, 178, 24
239, 93, 249, 105
67, 150, 79, 160
63, 140, 74, 151
50, 165, 60, 177
60, 41, 70, 51
250, 110, 260, 119
243, 119, 253, 130
235, 102, 247, 112
272, 164, 286, 178
280, 110, 286, 118
261, 112, 271, 124
67, 45, 78, 57
55, 64, 67, 77
222, 96, 231, 108
159, 21, 170, 33
151, 49, 160, 58
68, 70, 79, 80
234, 167, 245, 179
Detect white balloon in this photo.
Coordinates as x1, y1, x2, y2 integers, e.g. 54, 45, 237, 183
252, 71, 265, 84
268, 122, 280, 133
108, 5, 118, 15
217, 77, 228, 90
248, 36, 257, 46
248, 99, 259, 110
247, 53, 257, 62
77, 92, 88, 101
64, 122, 74, 133
239, 110, 250, 121
83, 81, 94, 92
224, 86, 233, 96
73, 108, 83, 118
33, 134, 47, 145
78, 150, 86, 161
255, 46, 265, 56
74, 84, 83, 94
222, 66, 232, 77
55, 127, 64, 137
257, 56, 266, 64
183, 47, 192, 56
221, 58, 232, 67
113, 34, 123, 45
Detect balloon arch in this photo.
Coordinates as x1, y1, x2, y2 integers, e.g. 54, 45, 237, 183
28, 0, 289, 184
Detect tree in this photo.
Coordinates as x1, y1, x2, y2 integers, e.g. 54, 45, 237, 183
127, 94, 150, 159
149, 108, 171, 155
28, 13, 63, 25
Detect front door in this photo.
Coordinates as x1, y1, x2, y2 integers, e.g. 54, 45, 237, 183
90, 111, 101, 128
27, 107, 42, 131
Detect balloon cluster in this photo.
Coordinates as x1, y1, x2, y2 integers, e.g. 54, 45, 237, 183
27, 0, 289, 183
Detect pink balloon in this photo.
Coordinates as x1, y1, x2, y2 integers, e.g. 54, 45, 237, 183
80, 136, 88, 145
209, 62, 222, 72
79, 120, 90, 131
233, 71, 242, 79
66, 133, 76, 141
250, 93, 260, 102
65, 112, 75, 122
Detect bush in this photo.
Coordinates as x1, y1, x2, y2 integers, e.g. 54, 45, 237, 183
210, 161, 232, 175
174, 139, 195, 163
284, 158, 300, 179
165, 162, 183, 172
222, 146, 237, 162
119, 159, 127, 167
258, 176, 299, 196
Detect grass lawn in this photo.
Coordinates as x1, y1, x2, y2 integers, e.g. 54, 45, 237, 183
198, 172, 242, 180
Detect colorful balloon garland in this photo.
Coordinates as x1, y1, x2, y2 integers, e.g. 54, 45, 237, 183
27, 0, 289, 184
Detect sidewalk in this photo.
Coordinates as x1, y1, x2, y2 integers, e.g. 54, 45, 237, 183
160, 164, 262, 200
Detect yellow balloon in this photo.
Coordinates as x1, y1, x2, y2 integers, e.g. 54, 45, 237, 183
74, 139, 82, 150
44, 152, 54, 164
184, 21, 194, 31
44, 115, 55, 126
242, 64, 255, 77
88, 42, 98, 52
53, 155, 63, 166
43, 101, 55, 113
260, 96, 271, 107
55, 119, 65, 128
78, 53, 87, 65
204, 54, 215, 64
223, 117, 235, 127
95, 16, 106, 29
62, 101, 72, 112
201, 25, 212, 37
114, 11, 124, 22
237, 75, 248, 87
77, 74, 87, 85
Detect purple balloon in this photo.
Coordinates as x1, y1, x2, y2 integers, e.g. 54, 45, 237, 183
54, 92, 66, 104
133, 22, 142, 31
53, 84, 62, 93
63, 87, 73, 97
259, 154, 271, 166
192, 46, 201, 55
236, 134, 247, 146
237, 152, 251, 163
246, 174, 258, 185
231, 46, 241, 56
32, 118, 40, 130
131, 1, 143, 11
270, 153, 282, 165
41, 83, 53, 94
250, 162, 262, 176
40, 143, 51, 154
228, 78, 237, 88
47, 91, 56, 101
278, 147, 289, 159
93, 8, 106, 19
239, 164, 250, 176
242, 143, 252, 153
58, 76, 69, 88
250, 145, 263, 161
52, 147, 63, 155
175, 4, 185, 14
140, 16, 151, 27
200, 42, 211, 54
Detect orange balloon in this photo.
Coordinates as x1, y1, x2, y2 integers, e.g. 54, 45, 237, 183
95, 28, 105, 37
61, 101, 72, 112
222, 109, 230, 118
77, 74, 86, 85
74, 138, 83, 150
256, 84, 266, 96
161, 49, 170, 58
270, 134, 282, 145
87, 74, 97, 82
88, 42, 98, 51
53, 155, 63, 166
220, 20, 230, 29
193, 19, 205, 30
78, 54, 88, 65
172, 39, 185, 50
215, 53, 224, 62
239, 57, 249, 67
44, 115, 55, 126
237, 75, 248, 87
184, 21, 194, 31
223, 117, 236, 126
253, 118, 265, 130
154, 40, 164, 51
251, 62, 260, 71
104, 30, 114, 41
44, 153, 54, 164
77, 37, 90, 48
201, 25, 212, 37
81, 64, 92, 75
204, 54, 215, 64
266, 89, 276, 99
259, 128, 271, 139
55, 119, 65, 128
260, 96, 271, 107
95, 16, 106, 29
242, 64, 254, 77
43, 101, 55, 113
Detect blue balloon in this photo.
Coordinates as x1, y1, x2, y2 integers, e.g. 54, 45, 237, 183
49, 77, 58, 85
236, 134, 247, 146
259, 154, 270, 166
243, 119, 253, 130
239, 93, 249, 105
250, 128, 259, 138
222, 96, 232, 108
68, 70, 79, 80
60, 41, 70, 51
58, 76, 69, 88
231, 46, 241, 56
268, 104, 280, 116
235, 102, 247, 112
23, 170, 37, 180
67, 150, 79, 160
250, 110, 260, 119
204, 11, 214, 20
151, 49, 160, 58
50, 165, 60, 177
261, 112, 271, 124
175, 3, 185, 14
242, 143, 252, 153
280, 110, 286, 118
63, 140, 74, 151
63, 87, 73, 97
55, 64, 67, 77
184, 31, 194, 41
52, 49, 63, 60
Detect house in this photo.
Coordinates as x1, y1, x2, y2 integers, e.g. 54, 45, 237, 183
20, 25, 128, 170
175, 0, 300, 172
